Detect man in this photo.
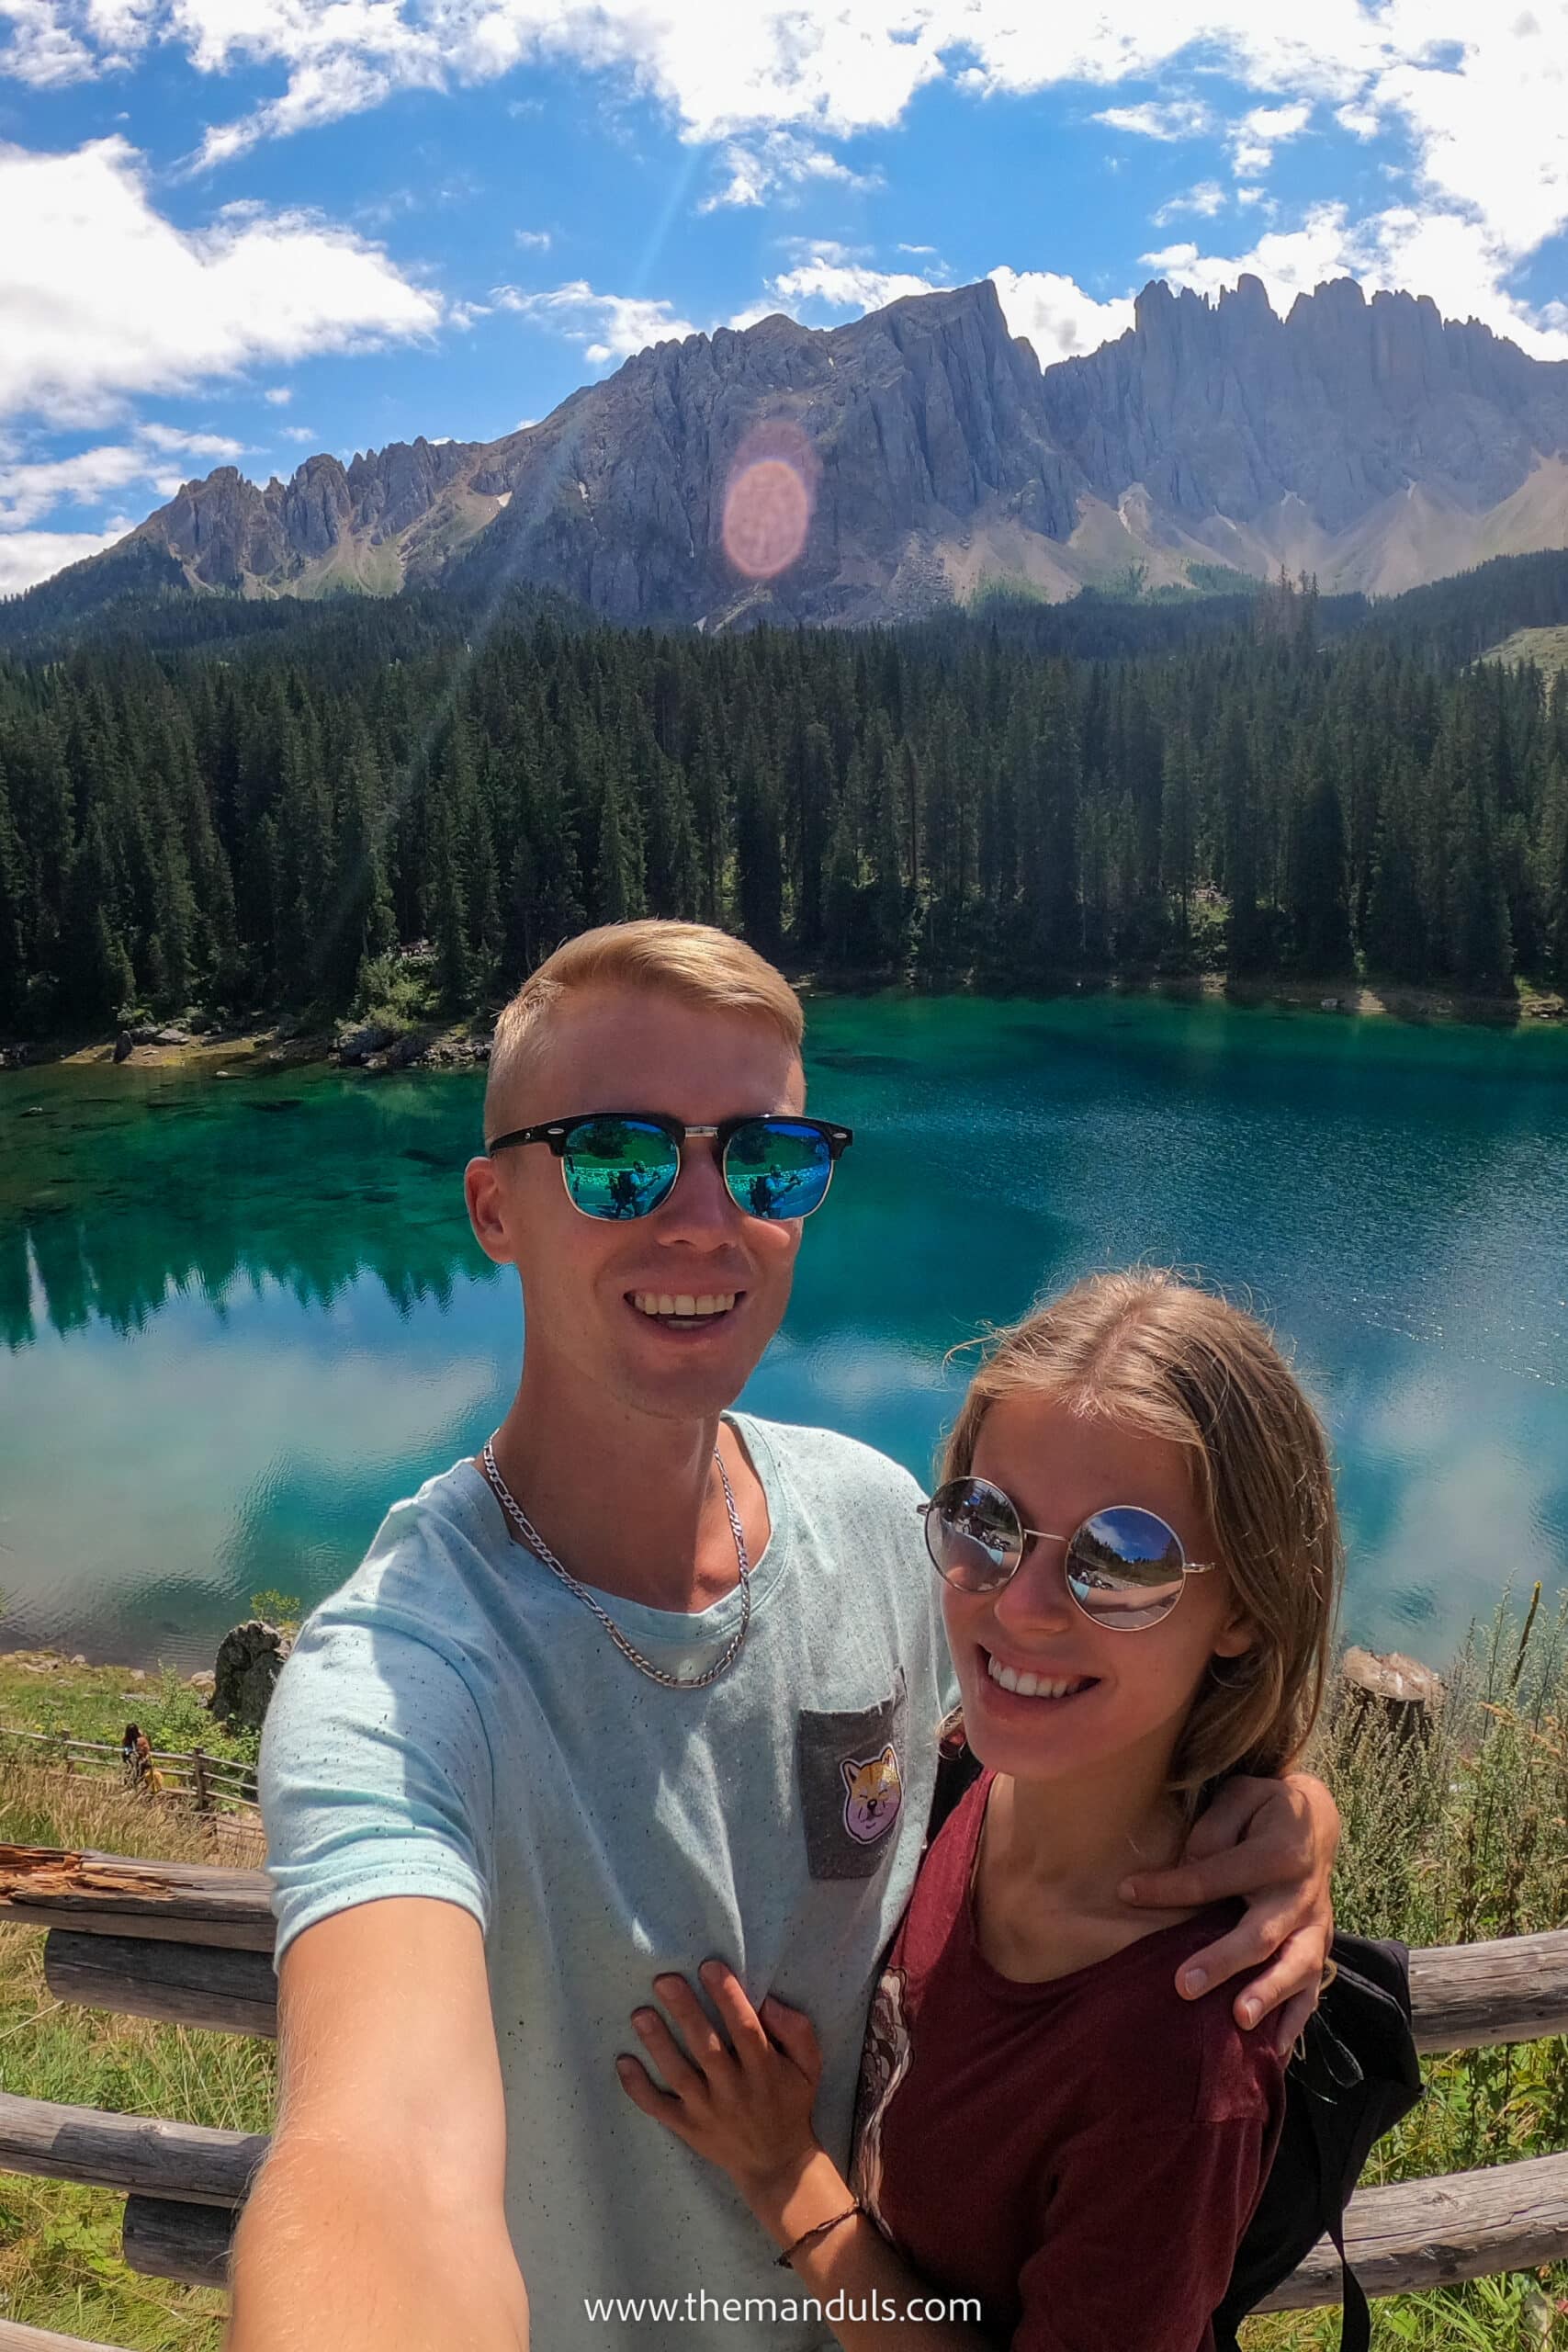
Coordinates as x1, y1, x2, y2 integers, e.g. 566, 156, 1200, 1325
232, 920, 1337, 2350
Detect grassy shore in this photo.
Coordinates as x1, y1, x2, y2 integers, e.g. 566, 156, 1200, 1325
0, 1650, 260, 1769
1, 1600, 1565, 2347
3, 959, 1563, 1087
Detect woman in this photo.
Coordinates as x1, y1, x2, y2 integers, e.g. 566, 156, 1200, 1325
618, 1271, 1340, 2349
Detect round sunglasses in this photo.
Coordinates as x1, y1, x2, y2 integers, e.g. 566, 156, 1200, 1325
920, 1476, 1219, 1630
485, 1111, 853, 1223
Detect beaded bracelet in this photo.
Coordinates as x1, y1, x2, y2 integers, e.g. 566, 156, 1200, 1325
774, 2200, 864, 2269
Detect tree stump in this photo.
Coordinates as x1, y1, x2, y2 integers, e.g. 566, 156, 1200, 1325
1339, 1646, 1444, 1745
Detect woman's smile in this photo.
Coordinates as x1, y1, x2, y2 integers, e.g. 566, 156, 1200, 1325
978, 1645, 1101, 1703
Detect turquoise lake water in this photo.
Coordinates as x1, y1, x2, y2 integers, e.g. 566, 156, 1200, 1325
1, 993, 1565, 1673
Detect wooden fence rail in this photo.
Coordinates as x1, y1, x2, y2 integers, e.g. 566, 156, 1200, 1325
0, 2322, 132, 2351
0, 1846, 274, 1948
0, 2087, 265, 2206
0, 1724, 259, 1816
1258, 2151, 1568, 2310
2, 1843, 1567, 2337
6, 1847, 1568, 2051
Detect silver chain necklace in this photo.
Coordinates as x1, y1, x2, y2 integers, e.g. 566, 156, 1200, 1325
480, 1437, 751, 1690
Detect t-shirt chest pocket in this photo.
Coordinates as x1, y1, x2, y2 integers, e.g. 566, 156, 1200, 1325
795, 1667, 908, 1882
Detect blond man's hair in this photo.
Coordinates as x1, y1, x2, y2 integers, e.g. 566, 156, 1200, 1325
485, 921, 806, 1134
941, 1269, 1339, 1794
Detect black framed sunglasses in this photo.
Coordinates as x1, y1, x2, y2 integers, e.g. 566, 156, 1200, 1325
485, 1112, 853, 1223
919, 1476, 1218, 1630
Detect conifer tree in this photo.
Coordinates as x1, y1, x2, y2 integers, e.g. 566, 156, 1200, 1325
1285, 736, 1353, 973
593, 764, 645, 925
734, 732, 783, 956
426, 798, 471, 1011
60, 809, 134, 1023
0, 770, 28, 1028
1544, 755, 1568, 987
1365, 753, 1428, 981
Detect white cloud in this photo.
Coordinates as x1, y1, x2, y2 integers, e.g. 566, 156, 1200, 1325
988, 266, 1136, 361
1228, 99, 1312, 178
1152, 179, 1228, 225
0, 525, 127, 593
263, 384, 292, 403
279, 424, 319, 441
0, 425, 244, 532
7, 6, 1568, 396
1095, 99, 1213, 141
0, 0, 94, 85
1336, 99, 1382, 141
136, 422, 246, 456
491, 279, 699, 363
514, 227, 551, 249
699, 129, 881, 211
762, 245, 944, 315
0, 444, 146, 528
0, 137, 443, 428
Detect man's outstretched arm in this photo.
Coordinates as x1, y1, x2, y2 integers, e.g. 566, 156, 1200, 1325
1122, 1770, 1341, 2054
227, 1895, 529, 2352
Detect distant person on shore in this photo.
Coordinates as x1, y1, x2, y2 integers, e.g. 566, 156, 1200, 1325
233, 922, 1340, 2352
119, 1723, 161, 1793
620, 1271, 1339, 2349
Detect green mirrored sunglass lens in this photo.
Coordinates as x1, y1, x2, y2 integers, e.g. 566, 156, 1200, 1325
562, 1119, 678, 1218
724, 1121, 832, 1218
1067, 1507, 1185, 1624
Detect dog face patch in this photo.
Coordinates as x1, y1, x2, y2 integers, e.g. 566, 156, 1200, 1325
797, 1671, 908, 1881
841, 1745, 904, 1844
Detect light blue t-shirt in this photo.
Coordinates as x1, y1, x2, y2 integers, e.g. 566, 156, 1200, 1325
260, 1413, 953, 2348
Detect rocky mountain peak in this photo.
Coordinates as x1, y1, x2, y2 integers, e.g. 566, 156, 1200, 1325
52, 269, 1568, 623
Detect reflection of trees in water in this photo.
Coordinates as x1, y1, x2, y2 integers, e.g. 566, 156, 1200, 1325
1, 1074, 493, 1351
0, 1185, 486, 1351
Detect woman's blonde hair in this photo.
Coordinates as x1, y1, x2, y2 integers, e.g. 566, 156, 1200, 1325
940, 1269, 1340, 1792
486, 920, 805, 1132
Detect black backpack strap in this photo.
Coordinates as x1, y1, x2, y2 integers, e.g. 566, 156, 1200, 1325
925, 1729, 982, 1848
1303, 2043, 1371, 2352
1325, 2206, 1371, 2352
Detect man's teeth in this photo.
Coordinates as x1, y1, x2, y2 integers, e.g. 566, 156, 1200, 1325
986, 1655, 1093, 1700
632, 1292, 737, 1318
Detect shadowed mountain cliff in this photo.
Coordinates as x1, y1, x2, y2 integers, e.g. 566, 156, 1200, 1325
1042, 275, 1568, 595
18, 272, 1568, 628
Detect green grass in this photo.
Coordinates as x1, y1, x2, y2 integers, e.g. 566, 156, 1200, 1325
1484, 626, 1568, 680
1245, 1590, 1568, 2348
0, 1653, 260, 1771
3, 1600, 1566, 2346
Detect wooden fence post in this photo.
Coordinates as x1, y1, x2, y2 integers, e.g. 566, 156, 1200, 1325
191, 1749, 211, 1814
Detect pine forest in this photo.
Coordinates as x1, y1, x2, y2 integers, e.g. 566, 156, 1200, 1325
2, 565, 1567, 1041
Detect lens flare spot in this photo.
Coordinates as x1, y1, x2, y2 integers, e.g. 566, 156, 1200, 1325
721, 424, 818, 581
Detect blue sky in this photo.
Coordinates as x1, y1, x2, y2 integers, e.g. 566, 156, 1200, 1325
3, 1, 1566, 591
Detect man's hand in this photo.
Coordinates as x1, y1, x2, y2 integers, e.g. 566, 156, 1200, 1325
1120, 1770, 1340, 2055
